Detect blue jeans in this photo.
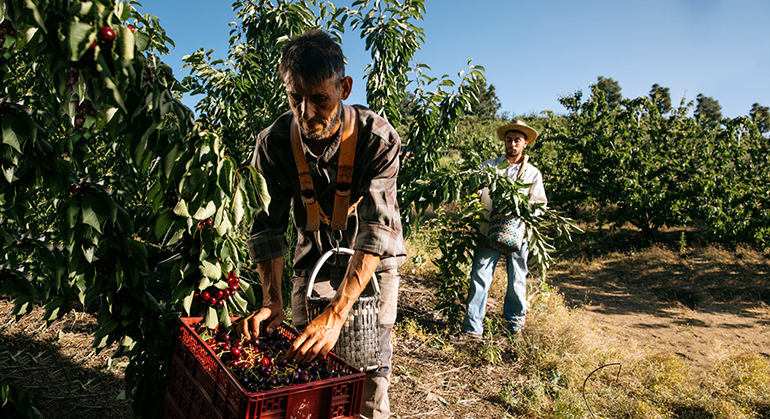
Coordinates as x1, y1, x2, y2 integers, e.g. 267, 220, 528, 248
462, 240, 529, 335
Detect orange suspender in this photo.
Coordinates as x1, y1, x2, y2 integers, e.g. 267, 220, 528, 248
290, 117, 322, 231
331, 105, 359, 230
290, 105, 360, 232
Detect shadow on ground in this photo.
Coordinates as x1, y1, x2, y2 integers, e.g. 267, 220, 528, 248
549, 227, 770, 319
0, 299, 131, 419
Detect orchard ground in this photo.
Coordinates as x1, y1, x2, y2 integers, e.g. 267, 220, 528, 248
1, 225, 769, 418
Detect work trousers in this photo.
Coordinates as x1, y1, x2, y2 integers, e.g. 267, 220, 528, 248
462, 240, 529, 335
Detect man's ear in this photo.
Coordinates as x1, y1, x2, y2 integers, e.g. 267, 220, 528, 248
340, 76, 353, 100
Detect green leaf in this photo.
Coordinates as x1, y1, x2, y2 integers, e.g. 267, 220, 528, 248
215, 212, 231, 236
248, 166, 271, 212
116, 1, 131, 21
232, 188, 245, 225
230, 291, 249, 314
192, 201, 216, 220
134, 31, 150, 51
154, 211, 173, 240
81, 194, 108, 233
117, 25, 135, 64
163, 144, 180, 179
13, 300, 33, 318
238, 279, 250, 292
134, 123, 158, 166
219, 308, 232, 327
147, 181, 162, 210
43, 295, 66, 322
68, 21, 95, 61
83, 245, 95, 263
94, 334, 110, 350
172, 200, 190, 218
197, 276, 212, 291
121, 335, 136, 352
218, 158, 236, 195
205, 307, 218, 329
2, 113, 25, 153
24, 0, 46, 33
200, 259, 220, 279
2, 164, 14, 182
167, 227, 186, 246
243, 283, 257, 307
182, 292, 194, 316
103, 75, 127, 112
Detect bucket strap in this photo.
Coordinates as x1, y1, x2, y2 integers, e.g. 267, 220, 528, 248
516, 154, 528, 180
290, 105, 360, 232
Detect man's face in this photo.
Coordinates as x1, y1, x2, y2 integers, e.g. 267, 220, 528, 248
285, 75, 352, 142
504, 130, 529, 159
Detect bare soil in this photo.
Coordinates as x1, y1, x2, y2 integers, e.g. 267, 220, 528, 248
549, 240, 770, 375
0, 298, 131, 418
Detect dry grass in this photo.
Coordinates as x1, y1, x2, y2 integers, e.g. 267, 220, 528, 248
391, 225, 770, 418
0, 298, 131, 418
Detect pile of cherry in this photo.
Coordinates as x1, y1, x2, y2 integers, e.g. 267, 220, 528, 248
197, 323, 350, 393
194, 271, 241, 308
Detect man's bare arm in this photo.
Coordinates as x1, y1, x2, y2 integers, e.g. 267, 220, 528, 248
287, 250, 380, 363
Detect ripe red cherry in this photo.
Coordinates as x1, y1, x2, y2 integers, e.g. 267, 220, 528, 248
261, 356, 271, 366
229, 283, 240, 292
205, 219, 212, 226
216, 289, 225, 299
200, 291, 211, 301
231, 347, 241, 357
100, 27, 115, 41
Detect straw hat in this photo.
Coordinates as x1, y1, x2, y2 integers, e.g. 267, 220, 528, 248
496, 119, 538, 144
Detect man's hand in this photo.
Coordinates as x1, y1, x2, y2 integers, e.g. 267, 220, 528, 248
286, 249, 381, 364
238, 256, 284, 339
237, 302, 285, 340
286, 306, 345, 364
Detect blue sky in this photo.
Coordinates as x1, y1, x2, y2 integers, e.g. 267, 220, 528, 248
136, 0, 770, 119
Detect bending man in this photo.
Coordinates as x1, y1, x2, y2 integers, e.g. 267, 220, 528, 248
238, 30, 406, 419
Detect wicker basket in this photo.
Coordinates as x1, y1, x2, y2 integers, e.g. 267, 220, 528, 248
306, 247, 382, 372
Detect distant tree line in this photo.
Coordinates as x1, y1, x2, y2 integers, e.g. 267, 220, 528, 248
458, 76, 770, 248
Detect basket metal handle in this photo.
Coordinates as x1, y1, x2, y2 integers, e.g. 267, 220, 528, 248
306, 247, 380, 299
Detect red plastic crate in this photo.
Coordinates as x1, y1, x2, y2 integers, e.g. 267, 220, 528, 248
164, 317, 365, 419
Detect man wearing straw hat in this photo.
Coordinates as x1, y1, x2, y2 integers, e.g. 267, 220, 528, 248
238, 30, 406, 418
459, 120, 547, 340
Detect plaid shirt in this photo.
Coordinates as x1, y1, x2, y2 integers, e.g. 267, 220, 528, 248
247, 105, 407, 273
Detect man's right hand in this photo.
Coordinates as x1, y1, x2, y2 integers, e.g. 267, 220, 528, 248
237, 303, 285, 340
